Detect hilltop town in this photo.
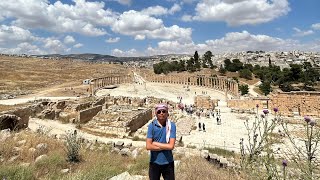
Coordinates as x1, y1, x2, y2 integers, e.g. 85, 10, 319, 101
2, 50, 320, 69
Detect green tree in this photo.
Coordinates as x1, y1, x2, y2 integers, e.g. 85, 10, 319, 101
177, 60, 186, 72
231, 59, 243, 72
203, 51, 213, 69
259, 81, 272, 95
194, 51, 201, 70
239, 84, 249, 95
289, 64, 303, 81
186, 57, 196, 72
243, 64, 253, 72
239, 69, 252, 80
224, 59, 232, 71
301, 62, 320, 89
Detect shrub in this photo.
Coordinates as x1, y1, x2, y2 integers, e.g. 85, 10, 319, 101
65, 130, 81, 163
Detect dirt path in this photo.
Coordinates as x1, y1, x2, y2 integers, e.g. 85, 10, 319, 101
28, 118, 146, 147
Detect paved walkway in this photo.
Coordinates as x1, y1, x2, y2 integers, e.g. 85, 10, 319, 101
179, 101, 254, 153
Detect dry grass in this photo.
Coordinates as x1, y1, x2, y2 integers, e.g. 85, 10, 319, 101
176, 156, 246, 180
0, 130, 139, 179
0, 130, 250, 179
0, 56, 130, 97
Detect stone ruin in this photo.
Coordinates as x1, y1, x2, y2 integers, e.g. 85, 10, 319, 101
228, 91, 320, 118
0, 95, 181, 138
194, 95, 218, 110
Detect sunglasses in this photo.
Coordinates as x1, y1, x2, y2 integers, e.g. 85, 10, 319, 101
157, 110, 167, 114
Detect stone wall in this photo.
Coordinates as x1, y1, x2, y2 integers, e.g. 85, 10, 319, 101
106, 96, 146, 107
0, 102, 45, 130
79, 105, 102, 123
228, 91, 320, 117
92, 97, 106, 106
127, 109, 153, 132
227, 98, 269, 111
73, 102, 92, 111
194, 95, 217, 110
269, 91, 320, 117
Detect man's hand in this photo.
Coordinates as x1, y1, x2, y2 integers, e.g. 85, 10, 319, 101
146, 138, 161, 151
151, 138, 176, 150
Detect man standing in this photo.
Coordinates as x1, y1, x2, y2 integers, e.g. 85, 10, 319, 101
146, 103, 176, 180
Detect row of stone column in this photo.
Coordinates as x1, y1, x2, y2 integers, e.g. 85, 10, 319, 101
89, 75, 132, 95
147, 75, 238, 97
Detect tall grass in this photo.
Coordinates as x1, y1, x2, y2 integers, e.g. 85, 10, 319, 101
176, 156, 245, 180
0, 165, 35, 180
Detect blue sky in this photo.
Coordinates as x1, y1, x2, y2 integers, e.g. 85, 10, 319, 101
0, 0, 319, 56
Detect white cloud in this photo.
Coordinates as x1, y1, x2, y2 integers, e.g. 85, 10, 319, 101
112, 10, 192, 42
311, 23, 320, 30
73, 43, 83, 48
0, 25, 38, 45
0, 0, 116, 36
114, 0, 132, 6
134, 35, 145, 40
111, 48, 141, 57
169, 4, 181, 14
0, 42, 44, 55
112, 10, 163, 33
141, 4, 181, 16
293, 27, 314, 37
64, 35, 75, 44
106, 37, 120, 43
109, 30, 320, 56
43, 37, 67, 54
141, 6, 168, 16
191, 0, 290, 26
181, 15, 192, 22
143, 31, 319, 56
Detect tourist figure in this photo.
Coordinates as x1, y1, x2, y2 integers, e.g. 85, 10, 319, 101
216, 117, 219, 125
198, 122, 202, 131
146, 103, 176, 180
202, 123, 206, 132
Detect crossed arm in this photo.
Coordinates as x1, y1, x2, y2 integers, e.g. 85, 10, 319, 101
146, 138, 176, 151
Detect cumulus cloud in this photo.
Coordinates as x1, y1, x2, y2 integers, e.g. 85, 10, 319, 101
141, 4, 181, 16
111, 30, 320, 56
43, 37, 67, 54
311, 23, 320, 30
112, 10, 192, 42
0, 42, 44, 55
73, 43, 83, 48
190, 0, 290, 26
0, 0, 116, 36
169, 4, 181, 14
114, 0, 132, 6
143, 31, 317, 56
64, 35, 75, 44
106, 37, 120, 43
111, 48, 141, 57
0, 25, 38, 45
293, 27, 314, 37
0, 24, 79, 54
134, 35, 145, 40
